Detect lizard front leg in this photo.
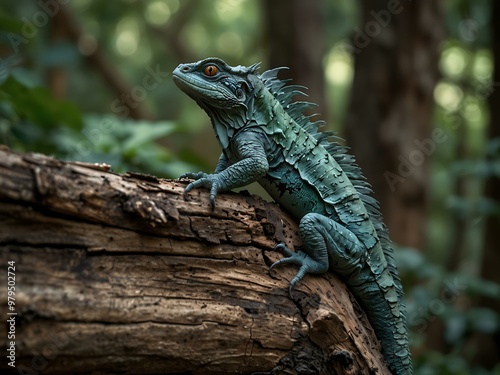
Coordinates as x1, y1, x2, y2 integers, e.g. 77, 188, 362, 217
181, 139, 269, 208
180, 153, 230, 203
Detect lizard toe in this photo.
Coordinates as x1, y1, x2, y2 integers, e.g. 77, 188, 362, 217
274, 243, 294, 257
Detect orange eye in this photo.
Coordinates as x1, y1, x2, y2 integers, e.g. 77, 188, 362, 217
204, 65, 219, 76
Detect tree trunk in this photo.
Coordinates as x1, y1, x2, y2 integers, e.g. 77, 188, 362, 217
345, 0, 445, 250
262, 0, 327, 116
471, 0, 500, 367
0, 147, 391, 374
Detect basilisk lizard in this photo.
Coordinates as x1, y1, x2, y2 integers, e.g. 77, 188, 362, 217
172, 57, 411, 375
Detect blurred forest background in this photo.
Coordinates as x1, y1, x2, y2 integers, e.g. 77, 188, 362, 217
1, 0, 499, 373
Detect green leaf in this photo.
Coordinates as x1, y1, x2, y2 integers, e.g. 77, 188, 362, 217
121, 120, 178, 153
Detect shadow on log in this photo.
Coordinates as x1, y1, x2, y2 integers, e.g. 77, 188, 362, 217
0, 147, 390, 374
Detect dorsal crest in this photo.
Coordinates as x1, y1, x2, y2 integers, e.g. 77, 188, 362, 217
258, 65, 403, 298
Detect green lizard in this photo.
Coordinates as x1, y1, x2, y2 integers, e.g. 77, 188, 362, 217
172, 57, 411, 375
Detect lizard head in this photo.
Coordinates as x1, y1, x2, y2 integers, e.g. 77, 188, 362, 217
172, 57, 259, 110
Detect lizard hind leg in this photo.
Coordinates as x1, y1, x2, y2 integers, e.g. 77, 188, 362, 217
270, 213, 366, 296
270, 213, 334, 295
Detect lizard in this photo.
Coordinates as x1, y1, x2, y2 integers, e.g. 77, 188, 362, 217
172, 57, 411, 375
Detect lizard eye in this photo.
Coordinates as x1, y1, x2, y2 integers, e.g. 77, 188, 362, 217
204, 65, 219, 76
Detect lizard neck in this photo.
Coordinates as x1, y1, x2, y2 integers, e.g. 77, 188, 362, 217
203, 105, 248, 151
195, 88, 256, 151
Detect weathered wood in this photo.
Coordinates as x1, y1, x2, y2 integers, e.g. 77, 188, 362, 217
0, 148, 390, 374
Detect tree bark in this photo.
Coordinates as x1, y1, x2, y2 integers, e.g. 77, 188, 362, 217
0, 147, 391, 374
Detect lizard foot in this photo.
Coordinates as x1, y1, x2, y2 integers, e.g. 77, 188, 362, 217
270, 243, 326, 298
179, 171, 220, 209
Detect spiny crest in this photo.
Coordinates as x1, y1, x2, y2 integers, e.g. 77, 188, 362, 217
233, 61, 260, 75
258, 66, 403, 296
259, 66, 327, 135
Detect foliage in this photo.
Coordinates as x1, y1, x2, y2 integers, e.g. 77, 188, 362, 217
0, 60, 201, 178
398, 243, 500, 375
0, 72, 82, 153
59, 115, 202, 177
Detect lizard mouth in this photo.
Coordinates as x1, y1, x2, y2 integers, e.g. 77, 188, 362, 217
171, 72, 198, 92
172, 70, 216, 97
172, 70, 236, 107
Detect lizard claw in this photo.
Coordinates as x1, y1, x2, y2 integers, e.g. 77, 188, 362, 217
180, 171, 205, 198
180, 171, 207, 180
271, 243, 328, 297
180, 172, 219, 210
270, 244, 308, 270
270, 243, 310, 297
273, 243, 295, 257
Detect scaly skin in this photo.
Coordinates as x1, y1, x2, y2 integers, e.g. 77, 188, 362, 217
172, 57, 412, 374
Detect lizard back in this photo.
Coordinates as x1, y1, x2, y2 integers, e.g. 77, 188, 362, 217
254, 67, 402, 285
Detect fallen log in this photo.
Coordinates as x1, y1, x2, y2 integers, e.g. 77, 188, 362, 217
0, 147, 390, 374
